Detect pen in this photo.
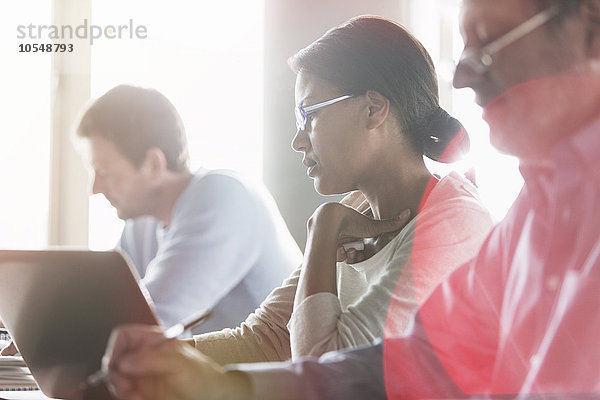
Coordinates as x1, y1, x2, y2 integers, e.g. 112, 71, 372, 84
83, 309, 212, 388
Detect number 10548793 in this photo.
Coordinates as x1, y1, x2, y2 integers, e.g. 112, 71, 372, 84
18, 43, 73, 52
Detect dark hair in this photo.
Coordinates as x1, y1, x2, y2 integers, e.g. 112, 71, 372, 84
76, 85, 189, 172
288, 15, 468, 163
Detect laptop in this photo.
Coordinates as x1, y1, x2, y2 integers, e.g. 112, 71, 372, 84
0, 250, 160, 400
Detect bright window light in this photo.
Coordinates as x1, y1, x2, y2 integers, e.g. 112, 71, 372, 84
0, 1, 51, 249
87, 0, 264, 250
410, 0, 522, 221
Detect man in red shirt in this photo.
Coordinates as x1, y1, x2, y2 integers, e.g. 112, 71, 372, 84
383, 0, 600, 397
101, 1, 600, 399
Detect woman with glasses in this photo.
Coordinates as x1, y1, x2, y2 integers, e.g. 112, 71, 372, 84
102, 15, 494, 399
282, 14, 496, 359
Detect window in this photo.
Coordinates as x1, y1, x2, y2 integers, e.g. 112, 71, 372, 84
0, 3, 52, 249
88, 0, 265, 249
407, 0, 523, 221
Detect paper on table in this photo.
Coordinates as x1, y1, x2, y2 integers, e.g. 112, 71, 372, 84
0, 357, 38, 392
0, 391, 49, 400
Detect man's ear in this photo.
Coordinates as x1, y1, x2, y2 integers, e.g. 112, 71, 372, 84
364, 90, 390, 130
141, 147, 168, 179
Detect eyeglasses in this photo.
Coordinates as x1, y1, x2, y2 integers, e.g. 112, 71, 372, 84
294, 95, 353, 131
457, 6, 560, 74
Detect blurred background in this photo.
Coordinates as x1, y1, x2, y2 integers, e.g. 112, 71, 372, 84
0, 0, 522, 251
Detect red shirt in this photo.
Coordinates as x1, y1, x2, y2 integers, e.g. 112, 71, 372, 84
384, 108, 600, 398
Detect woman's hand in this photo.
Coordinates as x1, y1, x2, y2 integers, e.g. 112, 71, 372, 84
309, 202, 411, 263
103, 324, 251, 400
294, 202, 410, 308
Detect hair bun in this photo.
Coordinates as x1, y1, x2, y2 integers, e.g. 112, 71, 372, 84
423, 107, 470, 163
